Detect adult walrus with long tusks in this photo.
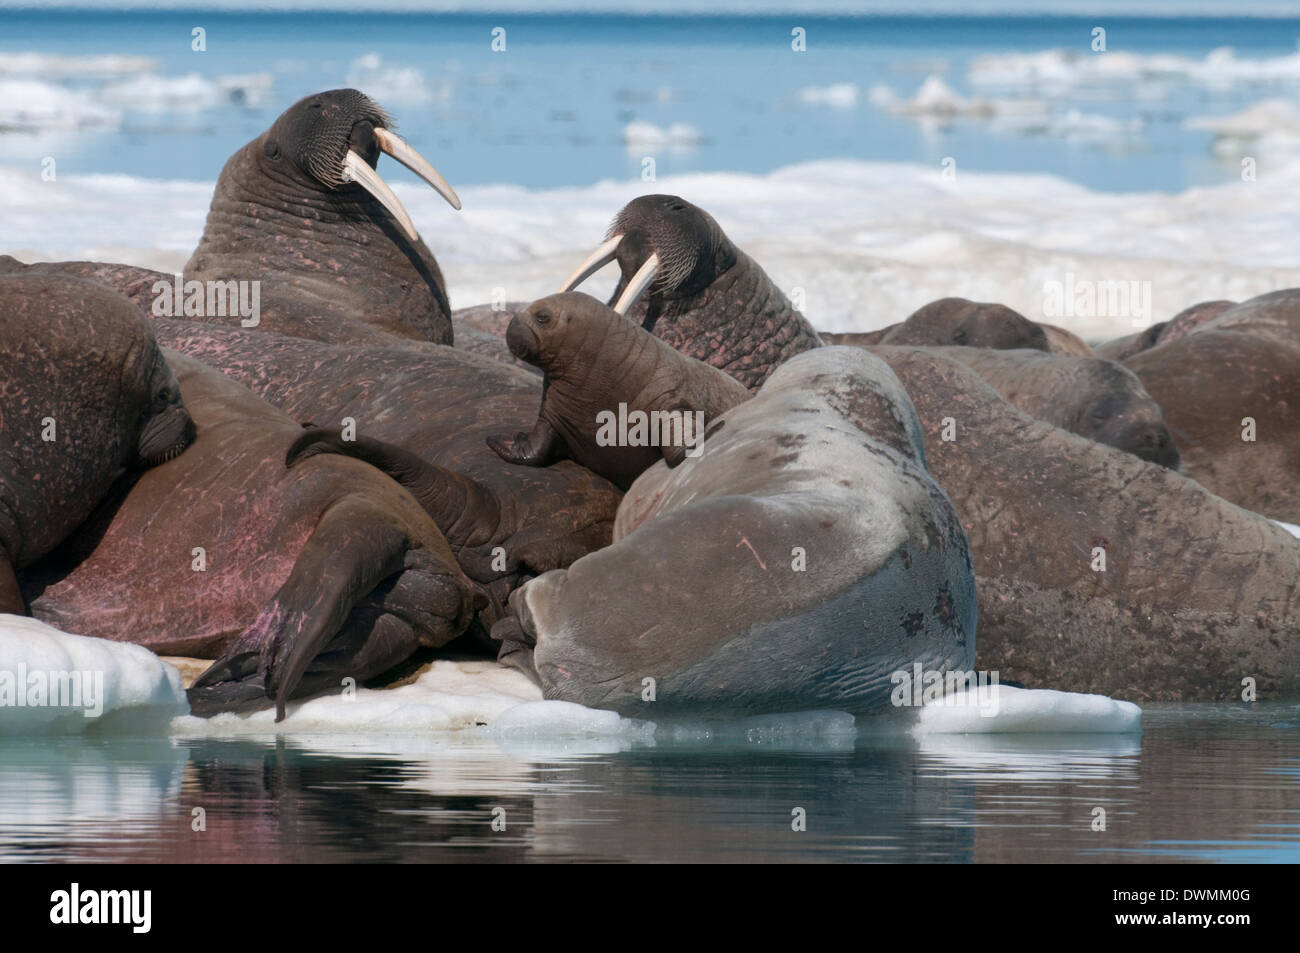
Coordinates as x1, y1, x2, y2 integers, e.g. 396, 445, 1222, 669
486, 292, 751, 489
930, 347, 1180, 467
21, 353, 479, 720
492, 347, 977, 717
558, 195, 823, 389
1, 90, 463, 347
0, 276, 195, 614
1123, 289, 1300, 523
870, 345, 1300, 700
181, 88, 462, 343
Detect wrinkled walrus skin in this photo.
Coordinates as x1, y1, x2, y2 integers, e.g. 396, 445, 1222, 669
150, 321, 623, 625
871, 345, 1300, 701
21, 352, 478, 720
0, 275, 194, 613
487, 292, 751, 489
497, 347, 977, 718
564, 195, 824, 390
929, 346, 1180, 468
1123, 289, 1300, 523
182, 89, 457, 343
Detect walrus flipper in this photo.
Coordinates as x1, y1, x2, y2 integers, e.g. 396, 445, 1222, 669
193, 499, 412, 721
485, 417, 564, 468
286, 428, 502, 552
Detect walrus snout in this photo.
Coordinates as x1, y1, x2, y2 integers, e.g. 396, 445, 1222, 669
1101, 420, 1182, 470
506, 313, 542, 361
138, 406, 196, 467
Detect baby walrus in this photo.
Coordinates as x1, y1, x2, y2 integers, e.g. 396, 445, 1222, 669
487, 292, 750, 490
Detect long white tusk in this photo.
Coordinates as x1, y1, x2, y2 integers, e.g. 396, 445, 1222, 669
342, 148, 418, 241
559, 234, 623, 293
374, 127, 461, 211
612, 252, 659, 315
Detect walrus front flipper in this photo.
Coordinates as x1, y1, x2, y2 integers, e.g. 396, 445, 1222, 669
286, 428, 502, 551
486, 417, 564, 468
0, 556, 24, 614
196, 499, 411, 721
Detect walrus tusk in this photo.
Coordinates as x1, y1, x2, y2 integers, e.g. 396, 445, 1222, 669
374, 127, 462, 211
342, 148, 420, 241
612, 252, 659, 315
559, 235, 623, 293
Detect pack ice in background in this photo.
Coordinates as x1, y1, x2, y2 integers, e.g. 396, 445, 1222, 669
0, 0, 1297, 865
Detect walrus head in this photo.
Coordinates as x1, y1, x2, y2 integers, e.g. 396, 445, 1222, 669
558, 195, 737, 316
887, 298, 1050, 351
255, 88, 461, 240
134, 349, 196, 468
1078, 366, 1181, 470
504, 292, 607, 370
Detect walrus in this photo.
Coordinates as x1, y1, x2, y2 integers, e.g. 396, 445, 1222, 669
557, 194, 823, 389
1038, 323, 1094, 356
1124, 290, 1300, 522
492, 347, 977, 717
854, 297, 1052, 351
0, 275, 195, 614
931, 347, 1180, 467
485, 292, 751, 489
870, 345, 1300, 700
147, 321, 623, 623
180, 88, 462, 343
20, 352, 478, 720
1095, 300, 1235, 362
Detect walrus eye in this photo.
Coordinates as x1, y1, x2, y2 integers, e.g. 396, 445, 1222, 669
264, 140, 281, 161
670, 203, 687, 212
952, 329, 968, 344
534, 310, 552, 325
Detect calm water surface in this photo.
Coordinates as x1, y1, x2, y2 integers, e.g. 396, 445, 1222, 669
1, 703, 1296, 863
3, 11, 1300, 191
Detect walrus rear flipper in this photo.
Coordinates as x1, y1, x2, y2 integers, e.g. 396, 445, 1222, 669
286, 428, 501, 552
194, 500, 411, 721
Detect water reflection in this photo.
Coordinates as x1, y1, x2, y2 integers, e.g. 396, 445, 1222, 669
0, 704, 1295, 863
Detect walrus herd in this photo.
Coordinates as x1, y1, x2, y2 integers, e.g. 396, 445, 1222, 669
2, 88, 1298, 721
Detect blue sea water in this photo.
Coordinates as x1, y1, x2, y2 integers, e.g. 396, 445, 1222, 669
2, 9, 1300, 191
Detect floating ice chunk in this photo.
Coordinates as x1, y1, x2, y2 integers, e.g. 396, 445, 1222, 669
171, 659, 541, 736
622, 120, 703, 149
346, 53, 441, 105
0, 52, 159, 78
492, 700, 654, 739
0, 79, 121, 131
914, 685, 1141, 734
0, 614, 187, 735
970, 43, 1300, 96
98, 72, 272, 111
901, 75, 993, 118
799, 83, 860, 108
